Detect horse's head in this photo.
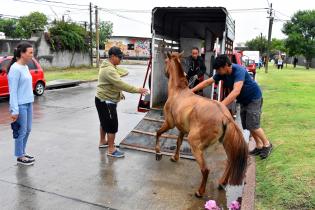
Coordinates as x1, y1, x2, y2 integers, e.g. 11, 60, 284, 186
164, 51, 184, 78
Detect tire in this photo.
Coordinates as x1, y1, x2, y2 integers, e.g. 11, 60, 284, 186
34, 81, 45, 96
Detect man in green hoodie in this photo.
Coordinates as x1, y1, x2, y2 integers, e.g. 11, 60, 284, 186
95, 46, 148, 158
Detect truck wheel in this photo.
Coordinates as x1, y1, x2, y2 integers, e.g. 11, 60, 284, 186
34, 81, 45, 96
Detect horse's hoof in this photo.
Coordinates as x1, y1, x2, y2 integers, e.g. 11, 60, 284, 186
218, 184, 226, 191
170, 156, 178, 162
156, 153, 162, 161
194, 191, 203, 198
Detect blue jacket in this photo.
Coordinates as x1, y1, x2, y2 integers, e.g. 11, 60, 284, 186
8, 62, 34, 115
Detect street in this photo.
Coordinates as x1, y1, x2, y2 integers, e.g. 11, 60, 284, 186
0, 65, 241, 210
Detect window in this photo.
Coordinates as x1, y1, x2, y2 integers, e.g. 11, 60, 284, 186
127, 44, 135, 50
27, 60, 37, 70
0, 59, 11, 72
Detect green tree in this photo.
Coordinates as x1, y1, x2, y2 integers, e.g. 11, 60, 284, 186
48, 21, 89, 52
270, 38, 286, 54
0, 18, 23, 38
282, 10, 315, 69
99, 21, 113, 49
18, 12, 48, 38
245, 35, 268, 55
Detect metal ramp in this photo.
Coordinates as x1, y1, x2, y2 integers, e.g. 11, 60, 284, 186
120, 108, 195, 160
120, 105, 250, 160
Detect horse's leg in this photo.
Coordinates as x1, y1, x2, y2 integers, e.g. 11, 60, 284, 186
156, 122, 171, 161
218, 162, 230, 190
170, 131, 185, 162
189, 137, 209, 198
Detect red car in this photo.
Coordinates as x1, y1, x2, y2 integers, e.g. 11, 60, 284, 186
232, 52, 256, 79
0, 56, 46, 96
243, 58, 256, 78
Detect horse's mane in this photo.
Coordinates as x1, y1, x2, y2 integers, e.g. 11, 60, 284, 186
169, 53, 188, 89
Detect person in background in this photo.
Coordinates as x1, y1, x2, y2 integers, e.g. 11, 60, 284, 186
185, 47, 206, 95
95, 46, 148, 158
293, 57, 298, 68
277, 56, 284, 69
8, 42, 35, 166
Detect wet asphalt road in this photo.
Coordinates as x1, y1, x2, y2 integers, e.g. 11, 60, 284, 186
0, 65, 242, 210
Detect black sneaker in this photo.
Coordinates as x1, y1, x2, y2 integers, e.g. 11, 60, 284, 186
24, 154, 35, 161
17, 158, 34, 166
249, 147, 263, 156
260, 144, 273, 159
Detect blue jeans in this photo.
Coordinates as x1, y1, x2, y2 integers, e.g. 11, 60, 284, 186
15, 103, 33, 157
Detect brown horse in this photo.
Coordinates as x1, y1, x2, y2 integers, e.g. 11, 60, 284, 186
155, 52, 248, 197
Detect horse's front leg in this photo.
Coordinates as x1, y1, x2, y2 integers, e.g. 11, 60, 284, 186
156, 122, 171, 161
170, 131, 185, 162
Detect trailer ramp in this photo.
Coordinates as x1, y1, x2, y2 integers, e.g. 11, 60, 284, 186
120, 105, 250, 160
120, 108, 195, 159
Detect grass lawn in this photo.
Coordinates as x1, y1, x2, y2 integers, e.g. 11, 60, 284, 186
255, 64, 315, 209
44, 66, 99, 82
44, 65, 130, 82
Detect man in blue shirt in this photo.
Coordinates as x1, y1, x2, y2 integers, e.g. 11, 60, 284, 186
191, 55, 272, 159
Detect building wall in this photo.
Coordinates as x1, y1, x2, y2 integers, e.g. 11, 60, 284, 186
36, 33, 90, 68
0, 40, 36, 57
105, 37, 151, 58
0, 32, 90, 68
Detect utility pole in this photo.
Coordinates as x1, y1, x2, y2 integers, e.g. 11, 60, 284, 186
265, 3, 274, 73
260, 32, 263, 55
89, 2, 93, 67
95, 5, 100, 68
84, 21, 87, 31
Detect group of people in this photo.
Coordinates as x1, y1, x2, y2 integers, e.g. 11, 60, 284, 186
275, 55, 299, 69
8, 43, 272, 166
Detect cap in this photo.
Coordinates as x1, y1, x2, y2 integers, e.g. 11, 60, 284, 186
108, 46, 123, 59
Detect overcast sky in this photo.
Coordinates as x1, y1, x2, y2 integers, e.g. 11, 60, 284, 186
2, 0, 315, 43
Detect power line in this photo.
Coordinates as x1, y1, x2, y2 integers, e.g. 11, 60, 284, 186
105, 9, 150, 13
12, 0, 89, 11
229, 10, 267, 14
99, 8, 150, 25
98, 7, 270, 24
95, 7, 269, 14
274, 9, 291, 19
274, 18, 289, 23
274, 14, 290, 22
228, 7, 268, 12
30, 0, 88, 7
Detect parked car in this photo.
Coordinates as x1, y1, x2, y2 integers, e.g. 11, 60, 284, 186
241, 56, 256, 79
0, 56, 46, 97
232, 52, 256, 79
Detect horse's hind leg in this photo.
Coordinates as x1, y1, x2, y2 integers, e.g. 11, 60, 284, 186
170, 131, 184, 162
156, 122, 171, 161
218, 163, 230, 190
189, 137, 209, 198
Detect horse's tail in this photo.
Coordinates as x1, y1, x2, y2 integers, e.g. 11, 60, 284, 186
221, 120, 248, 185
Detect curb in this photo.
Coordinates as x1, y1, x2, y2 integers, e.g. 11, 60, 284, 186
46, 80, 81, 90
241, 138, 256, 210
